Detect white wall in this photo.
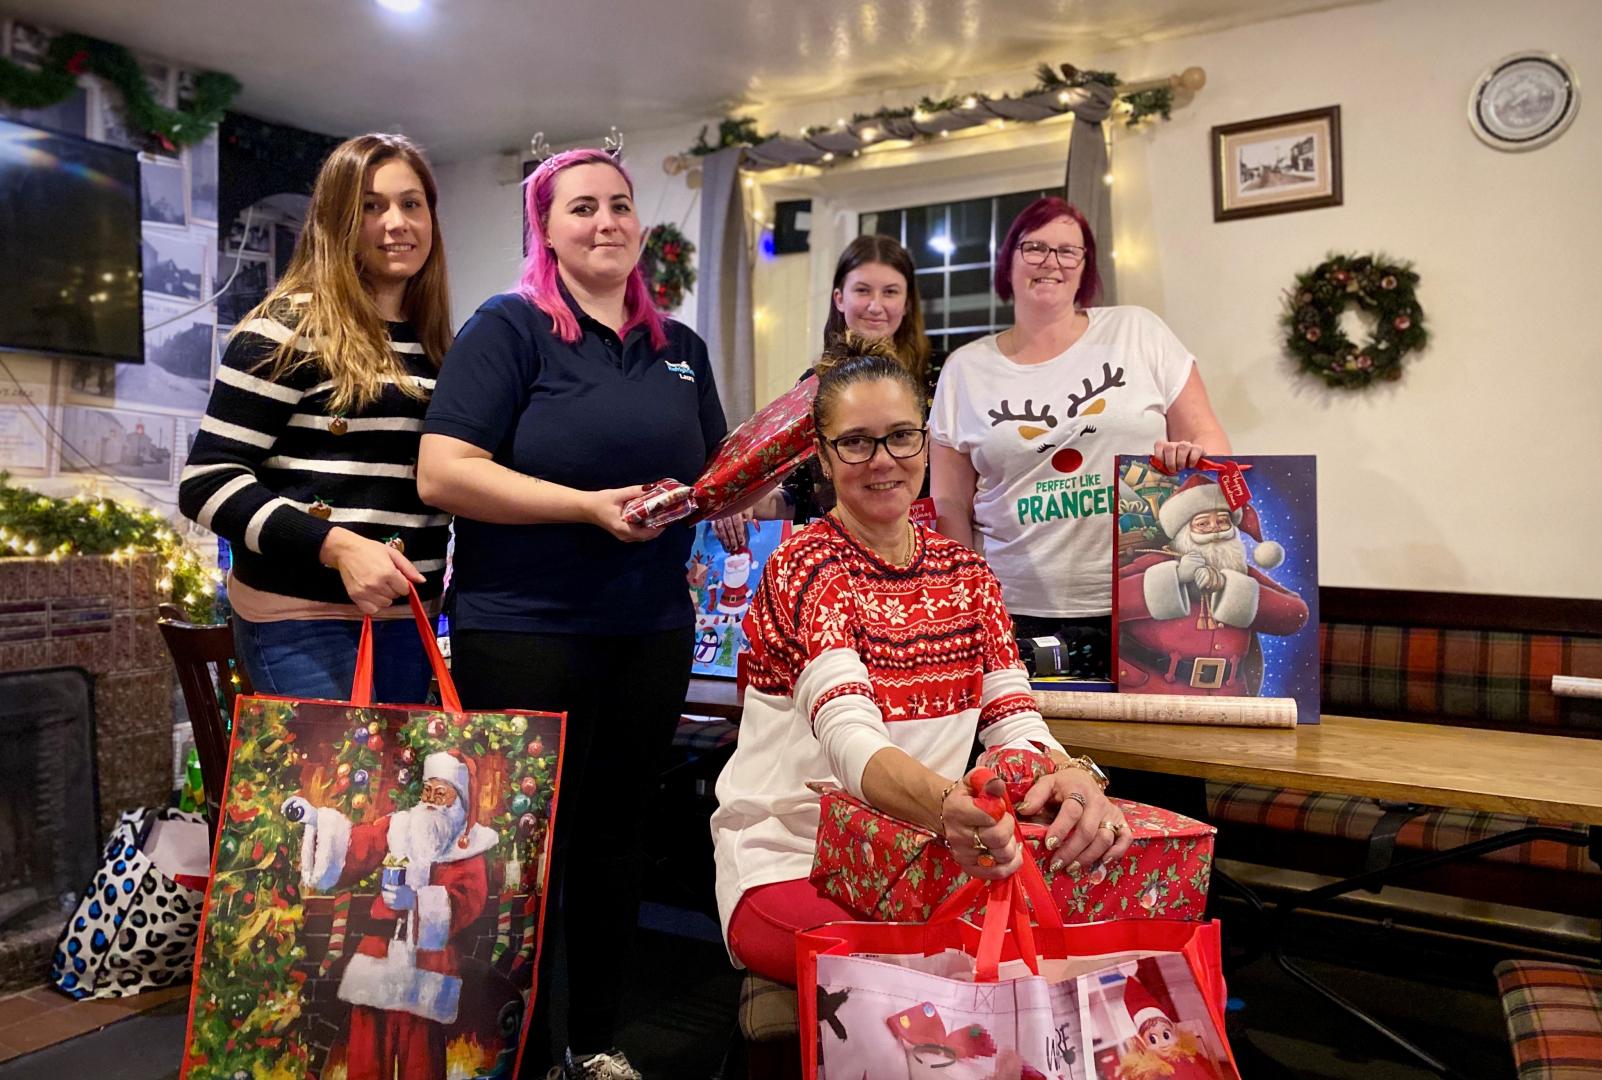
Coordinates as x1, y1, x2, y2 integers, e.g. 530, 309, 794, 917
1100, 0, 1601, 599
438, 0, 1602, 599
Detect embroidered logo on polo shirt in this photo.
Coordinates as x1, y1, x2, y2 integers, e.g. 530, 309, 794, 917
664, 360, 696, 383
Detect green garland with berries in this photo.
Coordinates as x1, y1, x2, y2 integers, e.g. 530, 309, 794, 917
685, 62, 1171, 160
1282, 254, 1427, 389
639, 223, 697, 312
0, 31, 238, 150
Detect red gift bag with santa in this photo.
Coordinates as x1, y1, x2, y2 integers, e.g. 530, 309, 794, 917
1114, 454, 1321, 722
180, 586, 564, 1080
796, 771, 1239, 1080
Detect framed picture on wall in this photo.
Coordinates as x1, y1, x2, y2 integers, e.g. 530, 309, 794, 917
1210, 106, 1342, 222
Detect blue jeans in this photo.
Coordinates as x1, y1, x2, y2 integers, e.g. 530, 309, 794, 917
232, 616, 432, 705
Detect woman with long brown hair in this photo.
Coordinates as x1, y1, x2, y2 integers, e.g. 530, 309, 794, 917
179, 132, 453, 702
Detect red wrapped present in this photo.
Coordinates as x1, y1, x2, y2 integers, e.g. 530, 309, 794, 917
622, 479, 695, 527
623, 375, 818, 527
810, 786, 1214, 924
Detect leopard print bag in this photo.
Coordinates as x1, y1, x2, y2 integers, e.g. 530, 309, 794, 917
50, 808, 207, 999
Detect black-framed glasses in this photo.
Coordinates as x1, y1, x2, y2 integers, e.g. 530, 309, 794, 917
823, 427, 928, 464
1017, 239, 1087, 268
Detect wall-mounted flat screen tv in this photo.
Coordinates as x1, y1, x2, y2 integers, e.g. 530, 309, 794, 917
0, 118, 143, 363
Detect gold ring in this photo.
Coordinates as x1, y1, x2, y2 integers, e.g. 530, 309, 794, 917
1100, 820, 1117, 832
975, 852, 997, 868
972, 828, 989, 852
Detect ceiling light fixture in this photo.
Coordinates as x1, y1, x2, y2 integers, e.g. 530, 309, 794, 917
375, 0, 422, 12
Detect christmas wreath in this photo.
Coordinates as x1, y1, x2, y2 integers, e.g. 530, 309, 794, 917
0, 32, 238, 150
639, 222, 697, 313
1283, 254, 1427, 389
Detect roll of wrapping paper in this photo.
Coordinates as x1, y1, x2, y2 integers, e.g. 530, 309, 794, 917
1032, 690, 1297, 728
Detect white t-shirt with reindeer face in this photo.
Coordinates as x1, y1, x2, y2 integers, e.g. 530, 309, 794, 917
930, 305, 1194, 618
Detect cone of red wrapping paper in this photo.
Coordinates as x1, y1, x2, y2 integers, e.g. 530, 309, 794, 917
623, 374, 819, 527
809, 748, 1214, 923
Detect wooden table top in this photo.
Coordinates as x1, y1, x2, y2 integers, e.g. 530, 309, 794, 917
686, 677, 1602, 825
1046, 714, 1602, 826
685, 676, 742, 720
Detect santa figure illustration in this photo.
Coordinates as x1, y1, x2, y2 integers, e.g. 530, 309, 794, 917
282, 749, 498, 1080
1114, 977, 1224, 1080
1117, 475, 1308, 695
715, 544, 754, 614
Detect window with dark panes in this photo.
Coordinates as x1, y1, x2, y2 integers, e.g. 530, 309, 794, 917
858, 188, 1055, 359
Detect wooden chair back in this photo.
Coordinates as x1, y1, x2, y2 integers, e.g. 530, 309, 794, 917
157, 606, 250, 832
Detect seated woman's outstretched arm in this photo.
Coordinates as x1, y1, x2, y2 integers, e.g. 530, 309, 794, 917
972, 568, 1136, 873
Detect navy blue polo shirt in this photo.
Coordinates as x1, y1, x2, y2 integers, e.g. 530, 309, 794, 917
425, 289, 727, 634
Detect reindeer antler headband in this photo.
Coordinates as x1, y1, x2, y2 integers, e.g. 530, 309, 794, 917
527, 128, 626, 167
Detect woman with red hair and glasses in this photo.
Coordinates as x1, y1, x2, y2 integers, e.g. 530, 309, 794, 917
418, 148, 726, 1078
929, 196, 1229, 678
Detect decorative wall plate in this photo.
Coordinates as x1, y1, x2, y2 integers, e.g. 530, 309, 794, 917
1469, 52, 1580, 151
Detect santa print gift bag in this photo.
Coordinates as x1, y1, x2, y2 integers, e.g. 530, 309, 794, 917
796, 771, 1239, 1080
1114, 454, 1320, 723
179, 586, 565, 1080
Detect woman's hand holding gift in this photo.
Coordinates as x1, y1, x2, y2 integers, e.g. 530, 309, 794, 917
1017, 767, 1132, 875
939, 770, 1024, 882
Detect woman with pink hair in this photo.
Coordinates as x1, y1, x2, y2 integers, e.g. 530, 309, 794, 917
418, 148, 726, 1078
929, 196, 1229, 680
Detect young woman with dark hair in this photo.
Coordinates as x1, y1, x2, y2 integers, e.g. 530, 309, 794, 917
711, 332, 1129, 986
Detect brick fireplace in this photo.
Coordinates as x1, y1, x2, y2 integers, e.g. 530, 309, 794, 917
0, 554, 176, 992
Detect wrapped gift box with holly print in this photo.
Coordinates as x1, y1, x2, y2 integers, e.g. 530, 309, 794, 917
809, 788, 1214, 924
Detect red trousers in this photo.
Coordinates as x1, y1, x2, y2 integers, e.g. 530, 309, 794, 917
343, 1004, 445, 1080
727, 878, 856, 985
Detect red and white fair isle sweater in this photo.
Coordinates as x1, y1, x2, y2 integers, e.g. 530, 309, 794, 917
710, 516, 1065, 950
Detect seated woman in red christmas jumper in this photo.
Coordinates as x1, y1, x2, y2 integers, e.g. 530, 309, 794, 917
711, 334, 1133, 985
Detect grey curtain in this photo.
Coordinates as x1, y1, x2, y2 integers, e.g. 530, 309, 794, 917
1063, 83, 1117, 305
695, 147, 756, 424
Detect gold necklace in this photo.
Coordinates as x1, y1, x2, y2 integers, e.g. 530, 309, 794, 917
834, 513, 916, 568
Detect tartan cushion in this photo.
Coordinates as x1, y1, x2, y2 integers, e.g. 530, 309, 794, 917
672, 715, 738, 752
1208, 782, 1596, 875
739, 972, 799, 1040
1496, 960, 1602, 1077
1320, 623, 1602, 733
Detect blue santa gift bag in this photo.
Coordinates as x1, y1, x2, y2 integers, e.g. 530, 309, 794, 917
180, 586, 565, 1080
1114, 454, 1320, 723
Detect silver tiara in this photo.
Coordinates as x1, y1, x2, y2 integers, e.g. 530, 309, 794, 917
605, 126, 624, 159
529, 131, 553, 163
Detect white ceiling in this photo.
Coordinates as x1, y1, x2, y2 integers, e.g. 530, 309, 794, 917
5, 0, 1371, 162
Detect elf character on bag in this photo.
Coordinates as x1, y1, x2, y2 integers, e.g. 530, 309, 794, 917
1116, 475, 1308, 695
1114, 978, 1224, 1080
282, 749, 498, 1080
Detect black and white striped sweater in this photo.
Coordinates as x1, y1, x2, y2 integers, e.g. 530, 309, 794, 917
178, 311, 449, 607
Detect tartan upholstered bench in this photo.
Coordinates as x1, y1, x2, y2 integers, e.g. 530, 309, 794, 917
1495, 960, 1602, 1078
1208, 589, 1602, 918
737, 973, 804, 1077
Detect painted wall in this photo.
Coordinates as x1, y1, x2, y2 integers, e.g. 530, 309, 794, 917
436, 0, 1600, 599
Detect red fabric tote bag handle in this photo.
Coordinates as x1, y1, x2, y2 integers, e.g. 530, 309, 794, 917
350, 583, 463, 712
922, 767, 1066, 981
